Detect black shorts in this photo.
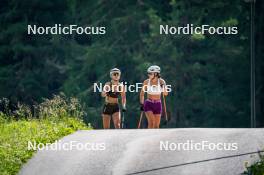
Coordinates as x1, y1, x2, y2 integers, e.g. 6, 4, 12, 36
102, 103, 120, 115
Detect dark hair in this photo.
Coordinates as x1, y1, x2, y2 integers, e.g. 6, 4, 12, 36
155, 73, 161, 78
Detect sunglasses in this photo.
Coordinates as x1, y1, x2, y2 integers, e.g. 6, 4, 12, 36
148, 72, 154, 75
113, 73, 120, 76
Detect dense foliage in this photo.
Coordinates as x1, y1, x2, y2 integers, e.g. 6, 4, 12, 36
0, 95, 91, 175
0, 0, 263, 128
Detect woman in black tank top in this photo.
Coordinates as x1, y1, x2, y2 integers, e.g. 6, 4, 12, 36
101, 68, 126, 129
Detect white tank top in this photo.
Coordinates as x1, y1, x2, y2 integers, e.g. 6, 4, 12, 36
146, 79, 162, 95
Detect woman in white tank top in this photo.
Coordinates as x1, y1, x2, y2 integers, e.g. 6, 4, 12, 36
139, 65, 168, 128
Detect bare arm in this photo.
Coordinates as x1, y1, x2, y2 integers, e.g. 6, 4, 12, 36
101, 82, 110, 97
160, 78, 168, 96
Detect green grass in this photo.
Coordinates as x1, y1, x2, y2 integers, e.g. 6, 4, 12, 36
0, 116, 91, 175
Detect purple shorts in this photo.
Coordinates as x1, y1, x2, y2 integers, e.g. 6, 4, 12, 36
144, 99, 162, 115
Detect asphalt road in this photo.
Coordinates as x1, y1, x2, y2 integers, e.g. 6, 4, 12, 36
19, 129, 264, 175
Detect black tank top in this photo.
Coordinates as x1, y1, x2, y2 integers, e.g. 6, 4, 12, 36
107, 82, 121, 98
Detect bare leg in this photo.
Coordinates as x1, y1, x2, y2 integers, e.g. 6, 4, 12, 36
145, 111, 155, 129
102, 114, 111, 129
112, 112, 121, 129
153, 114, 161, 128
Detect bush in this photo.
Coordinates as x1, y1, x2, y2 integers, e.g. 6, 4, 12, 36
14, 103, 33, 120
243, 152, 264, 175
0, 94, 92, 175
38, 93, 86, 119
0, 93, 88, 121
0, 117, 90, 175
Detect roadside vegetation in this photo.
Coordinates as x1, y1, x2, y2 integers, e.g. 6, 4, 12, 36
0, 94, 92, 175
243, 152, 264, 175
